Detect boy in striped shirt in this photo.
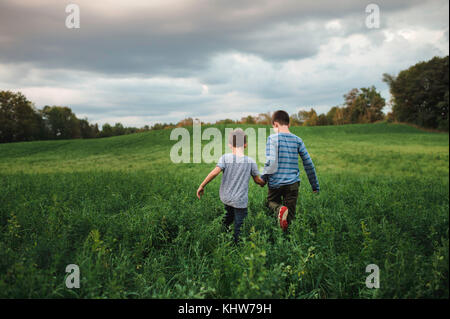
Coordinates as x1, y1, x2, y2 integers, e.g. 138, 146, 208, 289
262, 110, 320, 231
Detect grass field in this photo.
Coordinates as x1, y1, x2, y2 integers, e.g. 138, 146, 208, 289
0, 123, 448, 298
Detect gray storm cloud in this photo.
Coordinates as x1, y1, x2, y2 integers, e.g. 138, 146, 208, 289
0, 0, 448, 126
0, 0, 426, 74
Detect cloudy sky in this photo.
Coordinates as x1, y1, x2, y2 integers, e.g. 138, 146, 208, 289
0, 0, 448, 127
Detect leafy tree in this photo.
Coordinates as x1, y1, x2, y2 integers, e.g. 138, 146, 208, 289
100, 123, 113, 137
125, 127, 138, 135
383, 55, 449, 130
317, 114, 328, 126
176, 118, 193, 127
256, 112, 272, 125
332, 107, 346, 125
299, 108, 318, 126
0, 91, 43, 143
79, 119, 90, 138
290, 110, 307, 126
343, 88, 360, 123
79, 118, 99, 138
326, 106, 339, 124
41, 106, 81, 139
289, 114, 302, 126
113, 123, 126, 136
357, 87, 386, 123
241, 115, 256, 124
343, 87, 385, 124
92, 123, 100, 137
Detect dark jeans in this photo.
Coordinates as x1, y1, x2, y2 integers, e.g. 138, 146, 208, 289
266, 181, 300, 224
223, 205, 248, 243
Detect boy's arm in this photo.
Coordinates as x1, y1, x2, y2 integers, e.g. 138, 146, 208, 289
298, 140, 320, 192
197, 166, 222, 199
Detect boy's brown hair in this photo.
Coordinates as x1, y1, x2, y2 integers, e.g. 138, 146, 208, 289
272, 110, 290, 125
228, 128, 247, 148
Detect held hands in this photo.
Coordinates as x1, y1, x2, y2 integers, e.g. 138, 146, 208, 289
259, 175, 269, 187
254, 176, 266, 188
196, 185, 204, 199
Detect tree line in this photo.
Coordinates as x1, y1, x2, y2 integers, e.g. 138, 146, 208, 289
0, 91, 170, 143
197, 86, 385, 127
234, 56, 448, 130
1, 55, 447, 143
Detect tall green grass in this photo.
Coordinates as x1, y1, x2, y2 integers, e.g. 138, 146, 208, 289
0, 123, 448, 298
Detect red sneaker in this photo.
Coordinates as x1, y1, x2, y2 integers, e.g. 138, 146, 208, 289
278, 206, 289, 231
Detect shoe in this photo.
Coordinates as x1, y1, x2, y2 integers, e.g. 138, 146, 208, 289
278, 206, 289, 231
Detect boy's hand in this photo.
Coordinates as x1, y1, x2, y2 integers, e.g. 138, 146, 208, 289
196, 186, 204, 199
313, 190, 319, 194
196, 167, 221, 200
253, 176, 266, 187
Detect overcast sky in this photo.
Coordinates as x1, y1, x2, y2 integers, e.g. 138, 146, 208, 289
0, 0, 448, 127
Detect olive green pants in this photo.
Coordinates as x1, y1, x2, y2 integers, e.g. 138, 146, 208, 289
266, 182, 300, 224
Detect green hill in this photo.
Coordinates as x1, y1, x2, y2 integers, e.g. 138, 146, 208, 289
0, 123, 448, 298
